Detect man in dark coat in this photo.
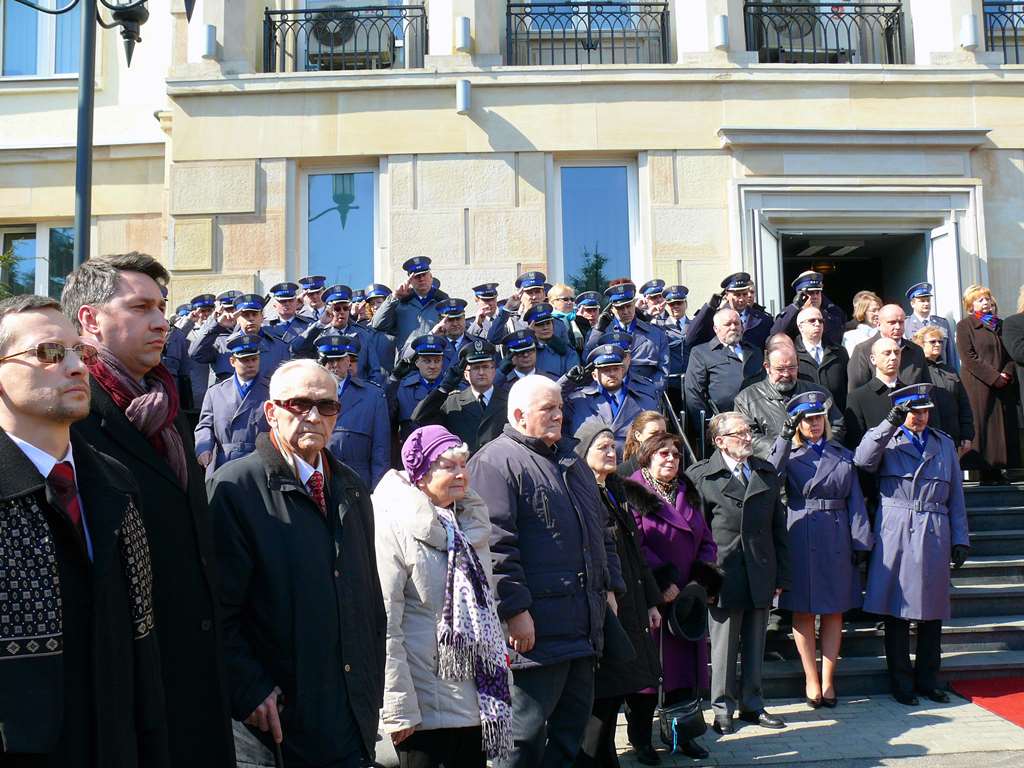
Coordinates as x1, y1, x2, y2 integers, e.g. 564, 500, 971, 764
209, 360, 386, 766
794, 306, 850, 411
0, 295, 169, 768
844, 337, 906, 451
469, 374, 624, 767
770, 270, 847, 349
686, 411, 790, 735
847, 305, 927, 391
686, 272, 773, 351
62, 253, 235, 768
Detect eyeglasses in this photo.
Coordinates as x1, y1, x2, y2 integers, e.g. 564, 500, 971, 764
655, 449, 681, 459
550, 296, 574, 304
720, 429, 752, 440
272, 398, 341, 417
801, 318, 824, 325
0, 341, 98, 366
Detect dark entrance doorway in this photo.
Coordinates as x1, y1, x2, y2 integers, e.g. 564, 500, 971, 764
780, 232, 928, 312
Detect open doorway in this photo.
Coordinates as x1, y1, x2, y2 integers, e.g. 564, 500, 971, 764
780, 232, 929, 313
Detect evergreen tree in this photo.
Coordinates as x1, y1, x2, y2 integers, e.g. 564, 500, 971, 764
567, 242, 609, 299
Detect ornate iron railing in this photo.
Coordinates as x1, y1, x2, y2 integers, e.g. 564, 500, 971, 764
263, 5, 427, 72
506, 3, 670, 65
743, 2, 905, 64
984, 2, 1024, 63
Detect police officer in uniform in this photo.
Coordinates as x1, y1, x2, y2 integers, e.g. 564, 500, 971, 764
585, 282, 670, 395
428, 297, 488, 368
297, 274, 328, 320
410, 338, 509, 453
524, 302, 580, 378
574, 291, 602, 329
494, 329, 546, 389
371, 257, 450, 353
854, 383, 969, 706
487, 271, 570, 344
687, 272, 773, 351
314, 331, 391, 490
189, 293, 291, 382
388, 333, 449, 441
638, 278, 667, 322
357, 283, 397, 374
659, 285, 691, 410
292, 283, 384, 385
264, 281, 313, 344
771, 271, 848, 350
194, 332, 270, 480
563, 343, 660, 456
904, 282, 957, 368
163, 305, 193, 410
467, 282, 500, 338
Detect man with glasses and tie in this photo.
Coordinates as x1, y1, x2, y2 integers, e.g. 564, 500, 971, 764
0, 294, 168, 767
687, 411, 791, 736
794, 306, 850, 411
208, 359, 386, 767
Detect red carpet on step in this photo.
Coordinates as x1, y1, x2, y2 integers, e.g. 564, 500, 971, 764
951, 677, 1024, 728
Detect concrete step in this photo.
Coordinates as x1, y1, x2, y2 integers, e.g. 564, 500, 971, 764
964, 482, 1024, 508
950, 583, 1024, 618
760, 649, 1024, 699
952, 555, 1024, 585
967, 529, 1024, 555
965, 505, 1024, 531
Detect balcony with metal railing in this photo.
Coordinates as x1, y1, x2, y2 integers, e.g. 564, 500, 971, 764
985, 2, 1024, 63
263, 5, 427, 73
743, 2, 906, 64
505, 2, 670, 66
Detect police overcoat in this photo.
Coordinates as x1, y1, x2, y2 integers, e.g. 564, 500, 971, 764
854, 421, 969, 621
585, 319, 670, 393
264, 313, 313, 345
370, 288, 450, 351
194, 375, 270, 481
768, 436, 872, 615
389, 371, 443, 441
564, 382, 660, 454
327, 377, 391, 490
291, 320, 385, 386
189, 317, 291, 382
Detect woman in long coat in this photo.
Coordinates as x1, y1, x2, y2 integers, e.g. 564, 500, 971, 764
913, 325, 974, 449
626, 433, 718, 763
768, 393, 872, 708
956, 284, 1020, 482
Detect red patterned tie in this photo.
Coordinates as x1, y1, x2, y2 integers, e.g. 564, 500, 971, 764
306, 470, 326, 515
48, 461, 83, 530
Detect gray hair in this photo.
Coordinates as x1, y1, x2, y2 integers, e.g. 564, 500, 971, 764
268, 359, 337, 400
61, 252, 169, 331
708, 411, 747, 441
439, 444, 470, 463
0, 294, 62, 355
713, 308, 740, 327
506, 374, 561, 425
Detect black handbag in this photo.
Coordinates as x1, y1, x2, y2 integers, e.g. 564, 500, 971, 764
655, 624, 707, 751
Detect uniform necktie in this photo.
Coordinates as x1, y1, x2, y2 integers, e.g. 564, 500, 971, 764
734, 344, 744, 361
478, 392, 487, 409
735, 463, 749, 486
813, 346, 822, 365
48, 461, 83, 530
307, 470, 326, 515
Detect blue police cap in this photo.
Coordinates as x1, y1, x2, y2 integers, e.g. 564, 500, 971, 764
323, 284, 353, 304
226, 333, 262, 358
595, 330, 634, 350
603, 282, 636, 306
190, 293, 215, 309
791, 271, 824, 293
402, 257, 432, 276
315, 331, 360, 358
524, 302, 554, 325
298, 275, 327, 292
473, 282, 499, 299
720, 272, 753, 292
236, 294, 265, 312
410, 334, 446, 357
217, 290, 242, 307
365, 283, 392, 299
437, 298, 468, 318
906, 282, 933, 301
575, 291, 601, 308
639, 279, 666, 297
587, 344, 626, 367
351, 289, 366, 303
664, 285, 690, 302
462, 338, 497, 364
785, 391, 829, 418
503, 329, 537, 354
891, 383, 934, 410
175, 304, 190, 318
268, 282, 300, 299
515, 271, 547, 290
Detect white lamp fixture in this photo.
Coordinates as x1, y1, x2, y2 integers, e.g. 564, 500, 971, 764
455, 16, 472, 53
713, 14, 729, 50
456, 79, 471, 114
960, 13, 979, 51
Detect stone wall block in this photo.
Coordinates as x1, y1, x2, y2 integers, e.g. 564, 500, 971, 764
471, 209, 546, 265
517, 153, 546, 208
172, 217, 215, 271
652, 208, 728, 261
262, 159, 288, 213
390, 155, 415, 210
170, 160, 257, 216
391, 210, 464, 266
418, 154, 516, 209
677, 152, 732, 206
220, 213, 286, 272
168, 274, 257, 315
648, 152, 676, 206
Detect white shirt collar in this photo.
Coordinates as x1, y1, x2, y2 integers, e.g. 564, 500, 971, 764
514, 368, 535, 379
474, 385, 494, 404
8, 433, 75, 480
721, 451, 745, 475
292, 451, 324, 486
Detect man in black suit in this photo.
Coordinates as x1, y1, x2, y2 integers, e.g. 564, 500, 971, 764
794, 306, 850, 411
62, 253, 235, 768
0, 295, 168, 767
847, 304, 927, 391
845, 336, 905, 450
411, 339, 508, 453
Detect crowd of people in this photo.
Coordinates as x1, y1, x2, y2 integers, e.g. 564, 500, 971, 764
2, 249, 1020, 767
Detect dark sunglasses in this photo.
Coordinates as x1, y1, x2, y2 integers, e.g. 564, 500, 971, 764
0, 341, 98, 366
272, 398, 341, 417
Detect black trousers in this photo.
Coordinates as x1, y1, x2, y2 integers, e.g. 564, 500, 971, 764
394, 726, 485, 768
575, 696, 625, 768
623, 689, 693, 750
883, 616, 942, 696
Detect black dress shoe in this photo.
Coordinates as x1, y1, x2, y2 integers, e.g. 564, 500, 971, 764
680, 739, 710, 760
738, 710, 786, 729
893, 692, 920, 706
821, 696, 838, 708
918, 688, 950, 703
805, 695, 822, 709
633, 744, 661, 765
712, 717, 734, 735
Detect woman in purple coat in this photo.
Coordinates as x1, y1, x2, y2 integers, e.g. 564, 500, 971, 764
625, 433, 718, 764
768, 392, 872, 709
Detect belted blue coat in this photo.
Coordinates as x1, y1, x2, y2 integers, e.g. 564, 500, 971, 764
768, 436, 872, 615
564, 381, 660, 455
370, 288, 450, 352
194, 375, 270, 481
854, 421, 969, 621
326, 377, 390, 490
189, 317, 291, 381
585, 319, 670, 393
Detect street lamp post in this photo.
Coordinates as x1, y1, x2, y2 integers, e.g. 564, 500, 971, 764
13, 0, 196, 267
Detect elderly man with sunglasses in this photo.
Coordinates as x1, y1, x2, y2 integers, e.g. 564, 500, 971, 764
208, 359, 386, 768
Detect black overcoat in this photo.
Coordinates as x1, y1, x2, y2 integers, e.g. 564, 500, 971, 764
70, 380, 235, 768
925, 359, 975, 445
847, 333, 927, 392
410, 383, 510, 453
795, 337, 850, 412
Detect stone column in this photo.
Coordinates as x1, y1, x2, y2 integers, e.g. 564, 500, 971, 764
907, 0, 1003, 65
426, 0, 503, 68
673, 0, 756, 65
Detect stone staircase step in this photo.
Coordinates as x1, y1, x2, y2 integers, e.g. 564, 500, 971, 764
950, 582, 1024, 618
964, 483, 1024, 509
952, 555, 1024, 584
967, 529, 1024, 555
965, 505, 1024, 531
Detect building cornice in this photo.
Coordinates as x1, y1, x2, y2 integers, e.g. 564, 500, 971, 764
0, 142, 165, 165
718, 128, 992, 150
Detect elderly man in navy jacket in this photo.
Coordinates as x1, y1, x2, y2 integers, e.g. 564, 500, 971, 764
470, 375, 623, 767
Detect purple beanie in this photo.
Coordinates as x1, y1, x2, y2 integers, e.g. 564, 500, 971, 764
401, 425, 463, 483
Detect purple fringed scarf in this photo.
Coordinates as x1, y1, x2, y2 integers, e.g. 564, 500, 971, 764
435, 506, 513, 760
